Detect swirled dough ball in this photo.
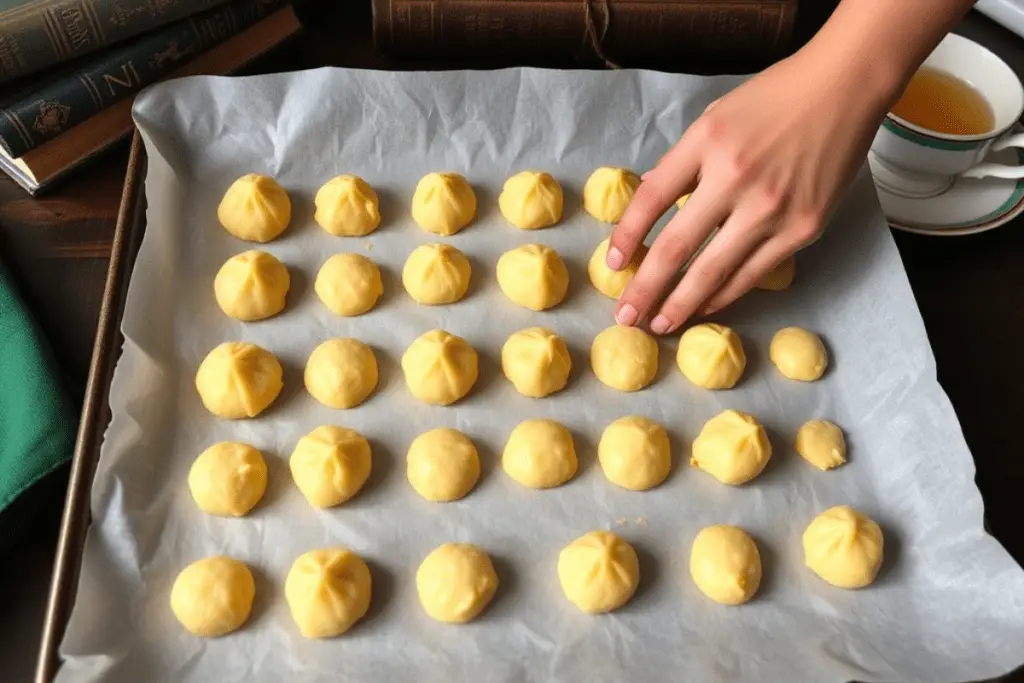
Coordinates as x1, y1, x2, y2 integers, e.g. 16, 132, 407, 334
314, 174, 381, 236
498, 170, 563, 229
689, 525, 762, 605
290, 426, 371, 508
501, 327, 572, 398
756, 255, 796, 291
796, 420, 847, 471
690, 409, 771, 485
558, 531, 639, 614
496, 243, 569, 311
285, 548, 371, 638
591, 325, 659, 392
583, 167, 640, 223
402, 243, 471, 305
213, 250, 289, 321
170, 556, 254, 637
315, 253, 383, 316
502, 419, 577, 489
589, 238, 647, 299
195, 342, 282, 419
598, 416, 671, 491
401, 330, 478, 405
676, 323, 746, 390
304, 338, 378, 409
411, 172, 476, 236
188, 442, 267, 516
406, 428, 480, 502
803, 505, 884, 589
770, 327, 828, 382
416, 543, 498, 623
217, 173, 290, 242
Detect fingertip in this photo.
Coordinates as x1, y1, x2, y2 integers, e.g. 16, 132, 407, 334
615, 303, 639, 327
606, 245, 626, 271
649, 314, 676, 336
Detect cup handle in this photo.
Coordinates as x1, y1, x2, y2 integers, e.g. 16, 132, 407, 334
962, 132, 1024, 179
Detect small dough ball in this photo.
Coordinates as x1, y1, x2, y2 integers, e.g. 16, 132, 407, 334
407, 428, 480, 502
290, 426, 371, 508
756, 255, 796, 291
496, 243, 569, 311
213, 250, 290, 321
402, 243, 472, 305
591, 325, 659, 392
803, 505, 884, 589
598, 416, 671, 491
314, 174, 381, 236
583, 167, 640, 223
170, 556, 254, 637
285, 548, 371, 638
188, 442, 268, 516
498, 170, 563, 229
411, 172, 476, 236
589, 238, 647, 299
195, 342, 283, 419
401, 330, 478, 405
770, 326, 828, 382
315, 253, 383, 316
502, 419, 577, 489
501, 327, 572, 398
558, 530, 639, 613
796, 420, 847, 471
217, 173, 290, 242
689, 525, 762, 605
676, 323, 746, 390
690, 409, 771, 485
416, 543, 498, 623
304, 338, 378, 409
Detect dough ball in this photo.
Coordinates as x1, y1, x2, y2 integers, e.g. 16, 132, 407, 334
756, 255, 796, 291
170, 556, 254, 637
583, 167, 640, 223
217, 173, 291, 243
411, 172, 476, 236
803, 505, 884, 589
690, 409, 772, 485
770, 326, 828, 382
796, 420, 847, 471
689, 525, 762, 605
402, 243, 472, 305
558, 530, 639, 614
498, 170, 563, 229
304, 338, 378, 409
195, 342, 283, 419
315, 253, 383, 317
496, 243, 569, 311
407, 428, 480, 502
676, 323, 746, 390
213, 250, 290, 321
401, 329, 478, 405
598, 416, 671, 491
588, 238, 647, 299
591, 325, 659, 392
314, 174, 381, 236
502, 418, 577, 489
501, 327, 572, 398
285, 548, 371, 638
676, 193, 691, 208
188, 442, 268, 516
290, 425, 371, 508
416, 543, 498, 623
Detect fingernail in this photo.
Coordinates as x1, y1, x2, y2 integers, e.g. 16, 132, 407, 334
616, 303, 638, 327
650, 314, 673, 335
606, 246, 625, 271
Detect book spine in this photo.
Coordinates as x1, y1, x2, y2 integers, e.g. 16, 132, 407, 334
0, 0, 282, 157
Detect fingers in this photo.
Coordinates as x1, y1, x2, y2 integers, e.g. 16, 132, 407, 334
697, 239, 798, 317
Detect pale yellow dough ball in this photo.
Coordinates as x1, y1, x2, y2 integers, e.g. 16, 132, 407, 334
502, 419, 577, 489
495, 243, 569, 311
796, 420, 847, 471
498, 170, 563, 229
770, 326, 828, 382
290, 425, 371, 508
217, 173, 291, 243
213, 250, 290, 321
195, 342, 283, 419
589, 238, 647, 299
304, 338, 378, 409
170, 556, 254, 637
756, 255, 796, 291
690, 409, 772, 485
689, 525, 762, 605
676, 323, 746, 389
501, 327, 572, 398
591, 325, 659, 392
285, 548, 372, 638
411, 172, 477, 236
402, 243, 472, 305
558, 530, 639, 614
188, 442, 267, 517
401, 330, 478, 405
314, 174, 381, 236
598, 416, 671, 491
583, 167, 640, 223
406, 428, 480, 502
315, 253, 383, 316
416, 543, 498, 623
803, 505, 884, 589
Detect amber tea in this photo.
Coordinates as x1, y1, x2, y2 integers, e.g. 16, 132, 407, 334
890, 67, 995, 136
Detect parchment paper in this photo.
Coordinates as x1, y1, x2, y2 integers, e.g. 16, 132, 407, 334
54, 68, 1024, 683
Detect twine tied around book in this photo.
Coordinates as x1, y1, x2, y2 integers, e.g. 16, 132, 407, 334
583, 0, 621, 69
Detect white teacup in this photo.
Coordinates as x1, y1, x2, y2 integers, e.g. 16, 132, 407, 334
869, 32, 1024, 198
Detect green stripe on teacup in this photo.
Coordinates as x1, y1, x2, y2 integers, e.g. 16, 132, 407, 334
882, 118, 980, 151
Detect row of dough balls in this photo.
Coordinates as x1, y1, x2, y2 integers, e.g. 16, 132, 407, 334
170, 507, 884, 638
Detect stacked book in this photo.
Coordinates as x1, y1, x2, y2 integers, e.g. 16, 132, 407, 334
0, 0, 302, 194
